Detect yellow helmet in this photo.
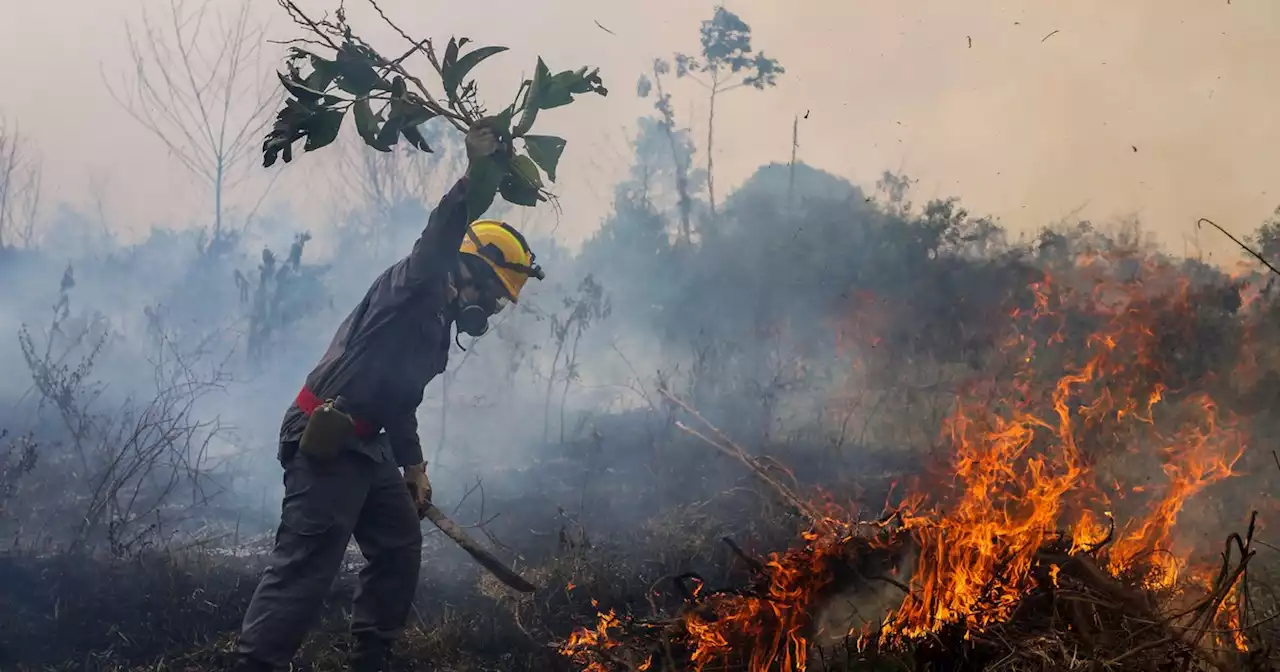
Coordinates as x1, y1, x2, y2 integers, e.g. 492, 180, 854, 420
459, 220, 544, 302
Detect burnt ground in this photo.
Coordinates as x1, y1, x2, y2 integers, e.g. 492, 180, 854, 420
1, 408, 1276, 672
0, 418, 920, 672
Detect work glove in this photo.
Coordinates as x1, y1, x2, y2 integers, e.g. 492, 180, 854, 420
465, 119, 510, 163
404, 463, 433, 520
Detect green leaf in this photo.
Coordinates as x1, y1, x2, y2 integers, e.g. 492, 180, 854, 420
392, 97, 436, 128
510, 154, 543, 188
535, 67, 608, 111
567, 68, 607, 95
500, 154, 546, 206
401, 125, 433, 153
443, 45, 508, 98
263, 126, 295, 168
305, 56, 338, 92
490, 107, 514, 138
443, 37, 461, 69
391, 97, 437, 130
263, 97, 320, 167
352, 98, 388, 151
334, 69, 379, 96
466, 156, 504, 221
513, 58, 552, 137
334, 45, 387, 95
284, 98, 314, 116
533, 57, 553, 82
539, 77, 576, 110
302, 108, 344, 152
500, 172, 543, 207
374, 97, 438, 150
522, 135, 566, 183
277, 71, 327, 105
375, 116, 404, 149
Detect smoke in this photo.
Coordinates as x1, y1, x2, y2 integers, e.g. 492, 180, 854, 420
2, 6, 1280, 668
3, 98, 1277, 555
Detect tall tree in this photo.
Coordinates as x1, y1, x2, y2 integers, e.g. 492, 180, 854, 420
636, 63, 700, 243
105, 0, 277, 254
672, 7, 784, 217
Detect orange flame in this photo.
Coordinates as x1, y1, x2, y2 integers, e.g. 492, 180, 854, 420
882, 263, 1245, 640
563, 255, 1254, 670
560, 603, 624, 671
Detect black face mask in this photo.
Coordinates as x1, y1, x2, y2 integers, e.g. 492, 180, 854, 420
452, 260, 508, 339
455, 301, 490, 337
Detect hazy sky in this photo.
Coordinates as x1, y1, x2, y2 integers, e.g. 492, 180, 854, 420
2, 0, 1277, 260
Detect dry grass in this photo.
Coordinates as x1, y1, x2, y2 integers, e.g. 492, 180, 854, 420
1, 434, 1278, 672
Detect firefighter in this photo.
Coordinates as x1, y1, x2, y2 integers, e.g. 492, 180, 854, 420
235, 121, 544, 672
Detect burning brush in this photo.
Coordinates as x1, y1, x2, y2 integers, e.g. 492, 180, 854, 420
558, 261, 1275, 671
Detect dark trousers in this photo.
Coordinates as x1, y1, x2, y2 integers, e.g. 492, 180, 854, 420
238, 443, 422, 667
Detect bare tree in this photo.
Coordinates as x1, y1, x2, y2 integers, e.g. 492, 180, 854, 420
0, 117, 44, 249
638, 62, 696, 243
0, 430, 39, 521
15, 273, 233, 555
541, 275, 611, 444
105, 0, 277, 252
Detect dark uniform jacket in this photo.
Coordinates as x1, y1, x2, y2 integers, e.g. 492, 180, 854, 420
278, 176, 471, 467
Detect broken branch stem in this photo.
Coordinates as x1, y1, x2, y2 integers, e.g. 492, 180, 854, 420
671, 418, 820, 525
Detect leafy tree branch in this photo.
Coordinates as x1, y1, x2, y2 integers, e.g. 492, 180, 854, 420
266, 0, 608, 220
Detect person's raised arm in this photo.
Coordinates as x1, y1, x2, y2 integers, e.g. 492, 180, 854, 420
398, 123, 507, 289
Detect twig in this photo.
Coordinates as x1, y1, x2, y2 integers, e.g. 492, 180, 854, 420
1179, 546, 1254, 672
277, 0, 340, 51
660, 386, 822, 526
366, 0, 417, 52
673, 419, 821, 523
1103, 636, 1177, 666
1254, 538, 1280, 554
721, 536, 766, 576
1198, 217, 1280, 277
278, 0, 468, 130
363, 0, 470, 128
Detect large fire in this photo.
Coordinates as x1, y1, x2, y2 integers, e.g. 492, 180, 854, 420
560, 254, 1260, 670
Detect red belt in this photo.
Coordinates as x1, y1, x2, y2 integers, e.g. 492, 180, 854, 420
295, 387, 379, 438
